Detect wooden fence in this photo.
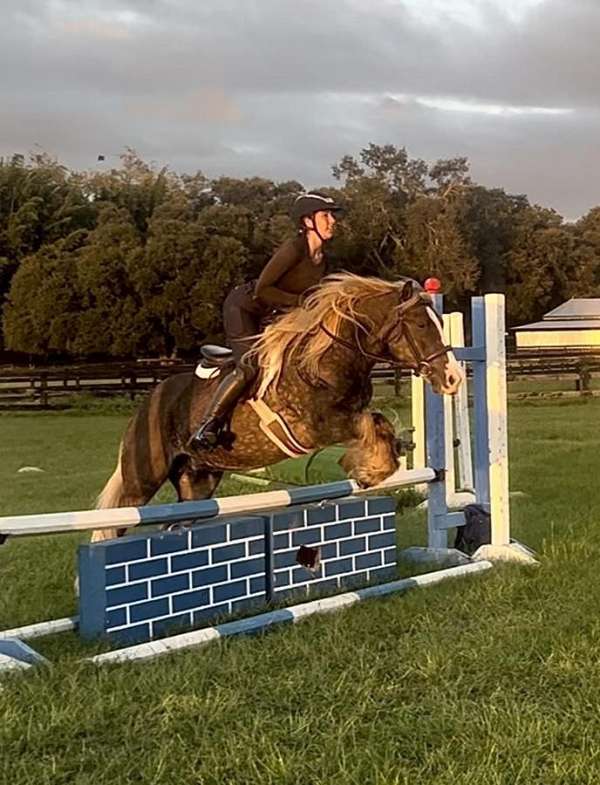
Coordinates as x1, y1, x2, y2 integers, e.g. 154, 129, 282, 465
1, 353, 600, 408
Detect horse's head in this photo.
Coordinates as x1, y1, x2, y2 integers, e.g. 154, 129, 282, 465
378, 279, 463, 395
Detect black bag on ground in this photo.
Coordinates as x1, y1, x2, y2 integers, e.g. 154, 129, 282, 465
454, 504, 491, 556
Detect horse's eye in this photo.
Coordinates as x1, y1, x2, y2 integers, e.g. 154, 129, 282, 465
417, 322, 427, 329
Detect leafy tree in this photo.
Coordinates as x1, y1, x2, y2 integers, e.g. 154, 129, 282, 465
3, 231, 86, 355
504, 206, 591, 325
73, 205, 143, 356
393, 195, 479, 308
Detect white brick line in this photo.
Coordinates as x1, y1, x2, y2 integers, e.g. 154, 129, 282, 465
106, 569, 265, 613
106, 534, 263, 570
106, 587, 266, 634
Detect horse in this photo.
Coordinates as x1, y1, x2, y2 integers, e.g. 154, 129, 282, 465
92, 273, 463, 541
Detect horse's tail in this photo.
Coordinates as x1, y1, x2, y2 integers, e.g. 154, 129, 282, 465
91, 444, 125, 542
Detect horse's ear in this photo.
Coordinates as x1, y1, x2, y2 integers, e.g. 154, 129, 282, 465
399, 280, 414, 302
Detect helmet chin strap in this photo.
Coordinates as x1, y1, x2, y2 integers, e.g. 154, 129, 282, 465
305, 214, 327, 244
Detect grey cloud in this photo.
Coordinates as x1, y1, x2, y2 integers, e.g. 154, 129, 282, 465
0, 0, 598, 218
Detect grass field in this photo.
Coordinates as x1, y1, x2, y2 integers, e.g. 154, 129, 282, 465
2, 397, 600, 784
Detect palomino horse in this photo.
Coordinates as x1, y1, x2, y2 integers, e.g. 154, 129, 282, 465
92, 274, 463, 541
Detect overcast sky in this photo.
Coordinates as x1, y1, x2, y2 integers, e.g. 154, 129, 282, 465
1, 0, 597, 219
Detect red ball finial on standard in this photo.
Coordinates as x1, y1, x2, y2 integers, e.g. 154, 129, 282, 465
424, 277, 442, 294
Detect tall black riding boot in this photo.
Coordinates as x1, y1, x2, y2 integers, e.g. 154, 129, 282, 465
188, 366, 250, 450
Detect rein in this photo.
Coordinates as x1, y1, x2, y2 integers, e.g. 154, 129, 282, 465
319, 295, 452, 376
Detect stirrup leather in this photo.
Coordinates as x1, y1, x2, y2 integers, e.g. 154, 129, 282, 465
247, 398, 312, 458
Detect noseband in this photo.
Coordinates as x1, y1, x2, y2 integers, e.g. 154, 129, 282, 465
319, 292, 452, 375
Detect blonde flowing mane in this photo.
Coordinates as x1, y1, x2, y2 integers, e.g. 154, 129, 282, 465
250, 273, 404, 399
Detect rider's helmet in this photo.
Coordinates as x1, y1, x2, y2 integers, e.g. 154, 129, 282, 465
290, 192, 344, 229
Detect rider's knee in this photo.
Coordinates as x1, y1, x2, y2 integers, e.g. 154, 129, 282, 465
233, 361, 257, 384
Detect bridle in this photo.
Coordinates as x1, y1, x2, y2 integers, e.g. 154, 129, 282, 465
319, 292, 452, 377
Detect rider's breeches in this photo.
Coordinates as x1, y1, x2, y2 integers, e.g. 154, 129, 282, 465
223, 282, 263, 364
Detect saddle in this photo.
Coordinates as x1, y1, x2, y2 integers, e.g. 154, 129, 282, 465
194, 345, 233, 379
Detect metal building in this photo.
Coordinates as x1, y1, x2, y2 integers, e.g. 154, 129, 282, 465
514, 299, 600, 350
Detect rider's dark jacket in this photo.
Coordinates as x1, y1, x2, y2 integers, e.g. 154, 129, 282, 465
222, 234, 327, 363
254, 235, 325, 309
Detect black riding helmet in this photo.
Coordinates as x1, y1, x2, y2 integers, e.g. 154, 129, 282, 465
290, 192, 344, 227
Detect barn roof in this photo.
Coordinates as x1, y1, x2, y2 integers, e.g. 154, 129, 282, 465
516, 319, 600, 332
544, 299, 600, 320
514, 298, 600, 331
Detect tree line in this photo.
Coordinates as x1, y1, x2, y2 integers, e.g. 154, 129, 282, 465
1, 145, 599, 360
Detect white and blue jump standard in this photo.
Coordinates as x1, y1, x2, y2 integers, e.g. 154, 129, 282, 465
415, 293, 534, 566
0, 293, 536, 672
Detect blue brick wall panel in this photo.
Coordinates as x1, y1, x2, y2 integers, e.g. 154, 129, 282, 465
306, 505, 336, 525
105, 538, 148, 566
367, 497, 396, 515
192, 565, 228, 588
249, 575, 266, 594
273, 586, 310, 604
106, 623, 150, 645
130, 598, 170, 623
78, 494, 398, 644
212, 543, 246, 564
250, 539, 266, 555
129, 558, 169, 582
325, 523, 352, 541
231, 596, 266, 615
355, 517, 383, 535
171, 551, 209, 573
369, 531, 396, 550
172, 588, 211, 613
292, 566, 323, 584
152, 613, 192, 638
274, 569, 291, 587
213, 580, 248, 603
230, 557, 265, 579
336, 499, 367, 519
191, 522, 228, 548
106, 566, 126, 587
274, 549, 299, 569
304, 578, 340, 594
193, 604, 231, 624
150, 531, 190, 557
292, 528, 322, 547
324, 558, 354, 578
273, 533, 291, 550
106, 583, 148, 608
339, 571, 368, 590
228, 517, 265, 540
272, 509, 306, 532
151, 574, 189, 598
356, 552, 383, 570
106, 608, 127, 629
384, 547, 397, 565
339, 537, 367, 556
320, 543, 338, 560
368, 566, 396, 583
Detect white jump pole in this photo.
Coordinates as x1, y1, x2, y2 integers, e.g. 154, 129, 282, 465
449, 311, 474, 493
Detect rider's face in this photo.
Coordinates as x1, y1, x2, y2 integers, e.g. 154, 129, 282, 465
310, 210, 336, 240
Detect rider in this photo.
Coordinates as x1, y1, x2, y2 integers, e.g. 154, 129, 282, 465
188, 192, 343, 450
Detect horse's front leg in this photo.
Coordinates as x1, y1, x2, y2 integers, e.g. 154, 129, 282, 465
339, 411, 400, 488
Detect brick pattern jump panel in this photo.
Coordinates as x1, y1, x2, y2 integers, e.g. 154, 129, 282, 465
78, 495, 397, 644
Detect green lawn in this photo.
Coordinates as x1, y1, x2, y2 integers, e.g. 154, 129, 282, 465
2, 398, 600, 784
